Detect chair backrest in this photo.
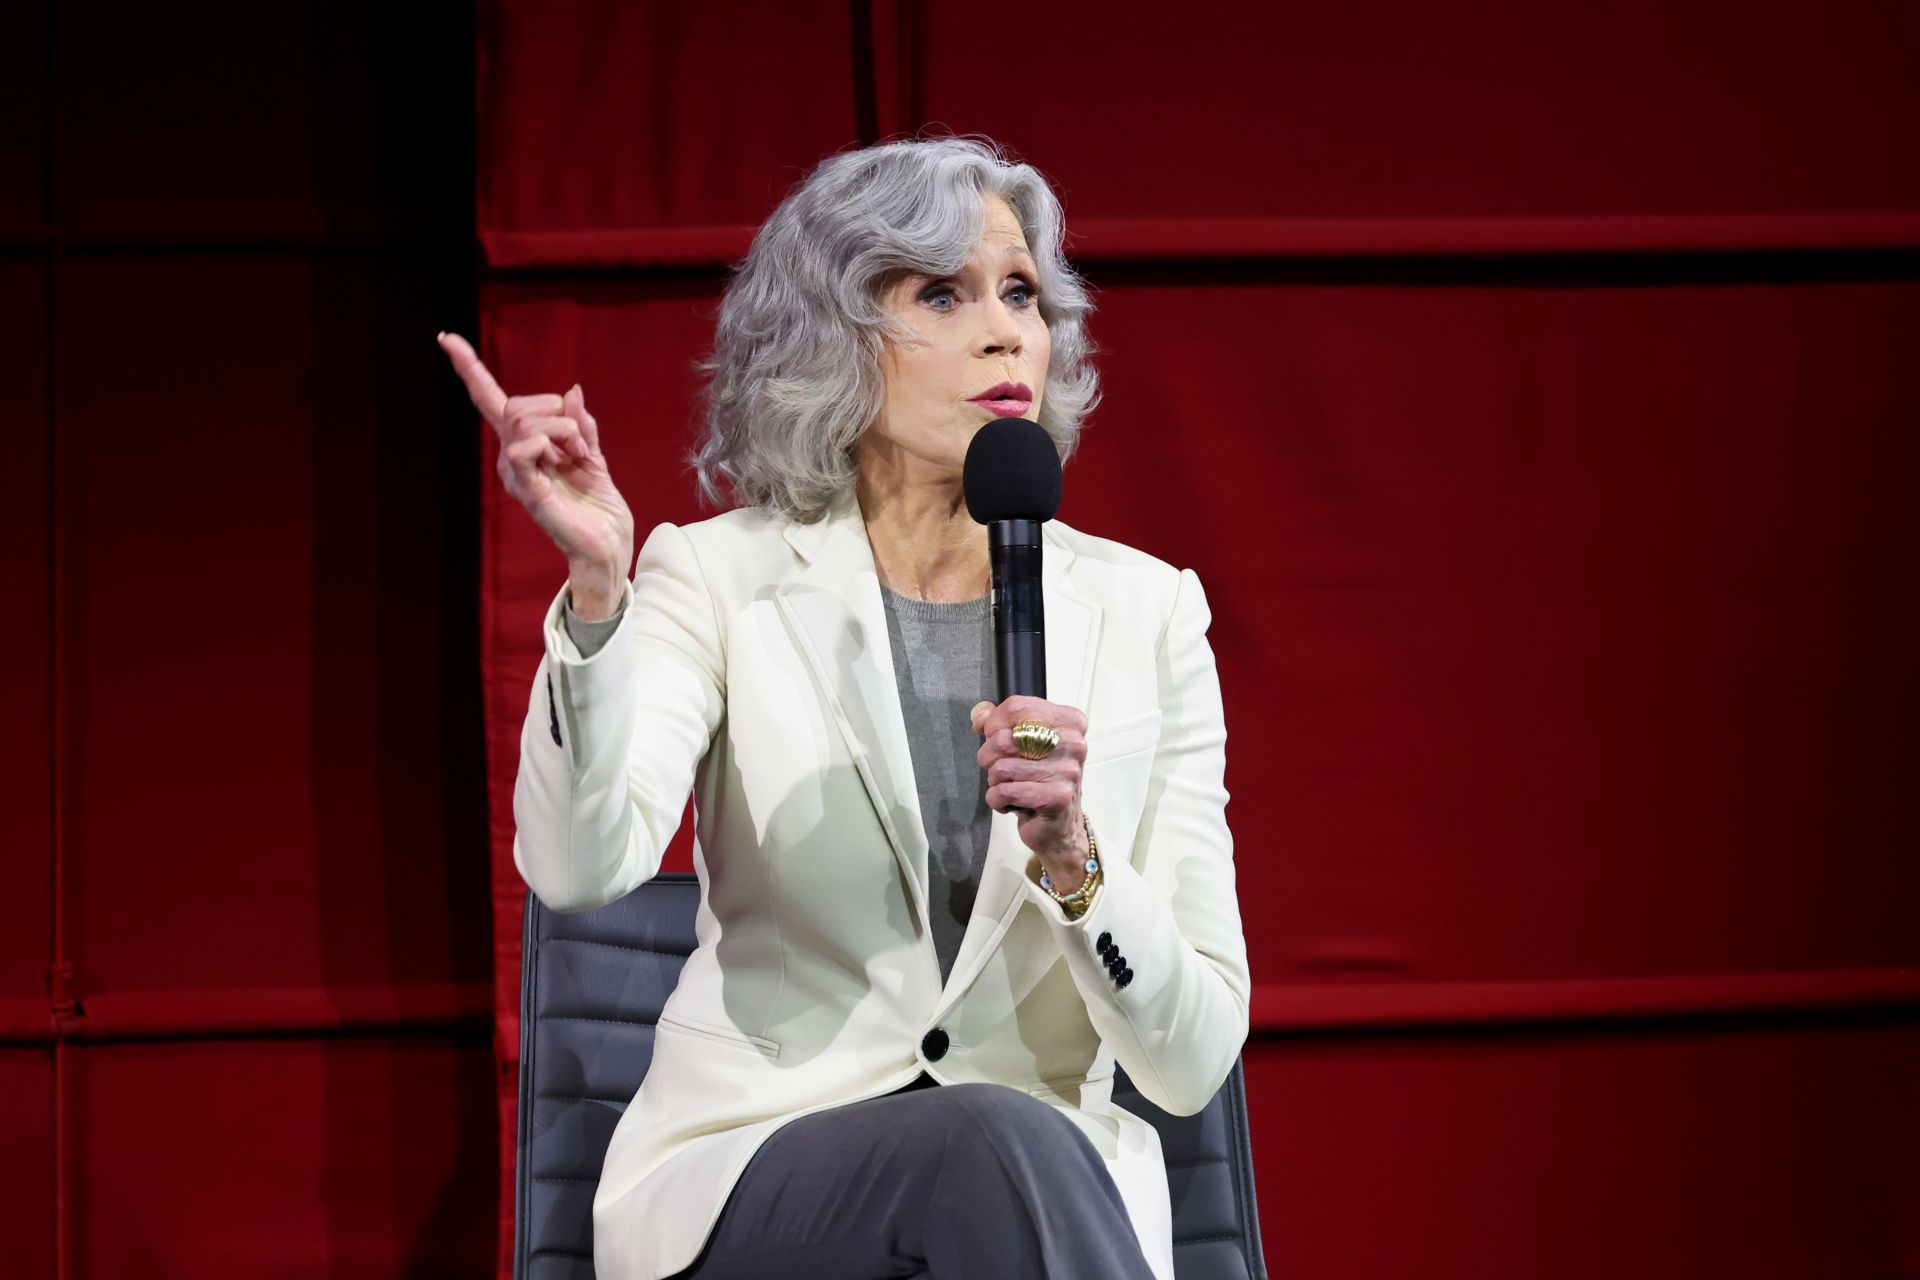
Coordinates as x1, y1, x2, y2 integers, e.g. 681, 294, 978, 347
516, 872, 1267, 1280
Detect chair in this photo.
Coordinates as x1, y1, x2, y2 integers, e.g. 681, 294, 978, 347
515, 872, 1268, 1279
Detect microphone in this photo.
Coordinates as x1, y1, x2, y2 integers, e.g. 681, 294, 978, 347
963, 417, 1063, 701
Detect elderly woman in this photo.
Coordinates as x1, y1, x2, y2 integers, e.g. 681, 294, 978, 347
439, 135, 1248, 1280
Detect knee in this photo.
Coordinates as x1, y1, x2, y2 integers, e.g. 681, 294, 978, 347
932, 1083, 1087, 1152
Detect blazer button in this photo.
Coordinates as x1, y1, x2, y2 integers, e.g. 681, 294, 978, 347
1116, 968, 1133, 990
1096, 931, 1113, 953
920, 1028, 949, 1062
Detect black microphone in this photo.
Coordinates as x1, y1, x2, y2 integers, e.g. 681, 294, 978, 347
963, 417, 1063, 701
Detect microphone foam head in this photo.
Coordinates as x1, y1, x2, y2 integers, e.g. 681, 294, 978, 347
963, 417, 1063, 523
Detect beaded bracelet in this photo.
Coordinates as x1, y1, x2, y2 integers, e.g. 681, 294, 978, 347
1038, 813, 1103, 919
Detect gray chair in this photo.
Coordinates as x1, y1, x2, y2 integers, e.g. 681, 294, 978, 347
515, 872, 1268, 1279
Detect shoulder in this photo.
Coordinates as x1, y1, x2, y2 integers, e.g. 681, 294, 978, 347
1045, 518, 1191, 628
643, 504, 791, 584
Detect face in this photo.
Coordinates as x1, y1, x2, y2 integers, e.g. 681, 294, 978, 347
862, 194, 1052, 483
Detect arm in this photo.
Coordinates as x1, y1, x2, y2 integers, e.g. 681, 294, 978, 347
1020, 567, 1251, 1114
513, 520, 725, 912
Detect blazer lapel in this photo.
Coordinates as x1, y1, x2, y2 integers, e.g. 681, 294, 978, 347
933, 525, 1101, 1016
774, 491, 932, 925
772, 493, 1105, 1013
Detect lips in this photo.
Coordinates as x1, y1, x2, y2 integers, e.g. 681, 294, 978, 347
969, 381, 1033, 410
971, 381, 1032, 402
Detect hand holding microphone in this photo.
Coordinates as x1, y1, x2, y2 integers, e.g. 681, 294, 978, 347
965, 419, 1094, 889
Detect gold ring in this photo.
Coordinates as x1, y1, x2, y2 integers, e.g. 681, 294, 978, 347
1011, 720, 1060, 760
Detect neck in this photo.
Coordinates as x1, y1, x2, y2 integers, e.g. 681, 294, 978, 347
854, 446, 988, 603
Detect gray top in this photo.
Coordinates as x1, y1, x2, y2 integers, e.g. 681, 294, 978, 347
561, 584, 994, 984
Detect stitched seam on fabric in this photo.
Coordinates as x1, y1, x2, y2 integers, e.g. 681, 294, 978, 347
535, 1092, 632, 1106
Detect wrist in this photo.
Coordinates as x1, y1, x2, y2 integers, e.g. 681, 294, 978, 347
1038, 855, 1089, 895
1037, 813, 1103, 918
566, 560, 624, 620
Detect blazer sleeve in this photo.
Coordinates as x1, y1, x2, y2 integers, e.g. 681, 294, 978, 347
1019, 566, 1251, 1115
512, 521, 726, 913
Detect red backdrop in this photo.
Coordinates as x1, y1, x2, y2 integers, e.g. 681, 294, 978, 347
5, 1, 1917, 1277
474, 3, 1920, 1277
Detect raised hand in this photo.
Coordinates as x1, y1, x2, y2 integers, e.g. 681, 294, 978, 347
437, 332, 635, 610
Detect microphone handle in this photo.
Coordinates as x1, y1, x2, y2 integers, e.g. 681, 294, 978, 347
988, 519, 1047, 701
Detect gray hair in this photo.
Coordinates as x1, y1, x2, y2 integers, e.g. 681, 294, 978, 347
690, 134, 1100, 522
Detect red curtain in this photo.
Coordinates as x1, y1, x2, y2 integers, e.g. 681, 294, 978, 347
476, 2, 1920, 1276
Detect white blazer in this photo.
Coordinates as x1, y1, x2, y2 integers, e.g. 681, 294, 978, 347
514, 486, 1250, 1280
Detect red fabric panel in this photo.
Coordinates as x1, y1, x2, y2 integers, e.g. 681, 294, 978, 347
30, 248, 497, 1274
0, 1051, 55, 1276
11, 6, 496, 1276
479, 0, 1920, 239
1063, 275, 1920, 983
908, 0, 1920, 221
1243, 1022, 1919, 1278
0, 257, 52, 1018
478, 0, 862, 236
69, 1038, 495, 1276
0, 1051, 54, 1280
56, 253, 490, 1000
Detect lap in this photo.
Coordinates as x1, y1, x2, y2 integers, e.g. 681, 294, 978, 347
666, 1077, 1117, 1280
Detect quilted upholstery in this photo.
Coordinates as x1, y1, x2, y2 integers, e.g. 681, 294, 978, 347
515, 873, 1267, 1279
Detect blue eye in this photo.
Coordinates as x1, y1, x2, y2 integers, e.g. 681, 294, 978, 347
920, 284, 956, 309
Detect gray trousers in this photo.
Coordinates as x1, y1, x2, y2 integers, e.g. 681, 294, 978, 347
665, 1074, 1160, 1279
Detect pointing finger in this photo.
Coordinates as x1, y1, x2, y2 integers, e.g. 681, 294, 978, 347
437, 331, 510, 431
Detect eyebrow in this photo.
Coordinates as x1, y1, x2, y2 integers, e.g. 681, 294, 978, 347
913, 245, 1036, 284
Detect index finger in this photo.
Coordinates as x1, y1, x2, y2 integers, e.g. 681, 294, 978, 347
436, 331, 509, 430
980, 695, 1085, 737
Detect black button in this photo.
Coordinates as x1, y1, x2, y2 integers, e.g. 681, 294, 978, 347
1116, 968, 1133, 989
1106, 954, 1124, 976
920, 1028, 949, 1061
1097, 931, 1113, 953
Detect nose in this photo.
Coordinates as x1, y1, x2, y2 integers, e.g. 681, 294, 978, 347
974, 292, 1022, 357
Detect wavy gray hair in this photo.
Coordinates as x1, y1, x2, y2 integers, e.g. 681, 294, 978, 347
690, 134, 1100, 522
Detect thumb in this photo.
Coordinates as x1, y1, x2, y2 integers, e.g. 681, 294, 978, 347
970, 701, 995, 734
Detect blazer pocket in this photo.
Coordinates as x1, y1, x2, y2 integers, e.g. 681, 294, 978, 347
1084, 708, 1163, 766
656, 1009, 782, 1058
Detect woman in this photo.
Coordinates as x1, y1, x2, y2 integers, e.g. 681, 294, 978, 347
439, 135, 1248, 1280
